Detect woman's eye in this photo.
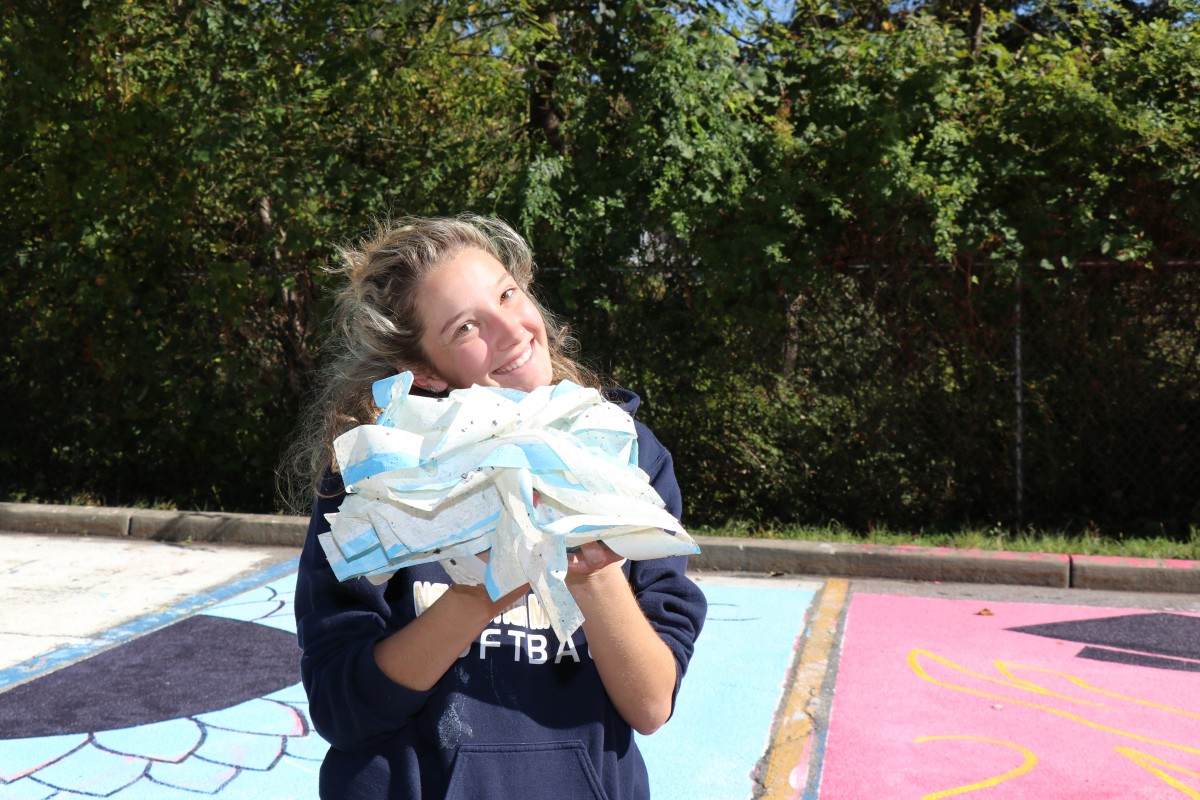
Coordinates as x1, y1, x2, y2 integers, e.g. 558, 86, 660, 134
456, 321, 477, 336
500, 287, 516, 301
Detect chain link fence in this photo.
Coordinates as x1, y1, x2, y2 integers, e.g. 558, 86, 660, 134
778, 263, 1200, 535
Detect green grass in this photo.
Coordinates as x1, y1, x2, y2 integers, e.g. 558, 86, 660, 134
2, 490, 182, 511
693, 521, 1200, 561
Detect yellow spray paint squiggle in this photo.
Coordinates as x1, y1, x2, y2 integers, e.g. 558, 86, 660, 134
907, 649, 1200, 756
1114, 748, 1200, 799
913, 736, 1038, 799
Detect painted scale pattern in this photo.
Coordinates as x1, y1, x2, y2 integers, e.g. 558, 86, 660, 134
0, 579, 328, 799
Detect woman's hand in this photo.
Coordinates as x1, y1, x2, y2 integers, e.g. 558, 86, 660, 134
373, 575, 527, 693
566, 541, 626, 576
564, 542, 677, 735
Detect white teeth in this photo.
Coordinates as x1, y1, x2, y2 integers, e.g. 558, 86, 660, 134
494, 344, 532, 375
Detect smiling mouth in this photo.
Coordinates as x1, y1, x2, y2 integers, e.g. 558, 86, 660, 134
492, 343, 533, 375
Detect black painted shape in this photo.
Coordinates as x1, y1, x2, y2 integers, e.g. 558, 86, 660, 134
1076, 645, 1200, 673
0, 615, 300, 739
1008, 612, 1200, 663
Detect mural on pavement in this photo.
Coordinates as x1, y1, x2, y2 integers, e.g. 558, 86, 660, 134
0, 576, 323, 799
818, 594, 1200, 800
0, 573, 817, 800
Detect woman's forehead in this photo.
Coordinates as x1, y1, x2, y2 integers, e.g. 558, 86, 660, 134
418, 250, 508, 328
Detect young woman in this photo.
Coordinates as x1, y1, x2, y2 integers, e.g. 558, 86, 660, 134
287, 214, 707, 799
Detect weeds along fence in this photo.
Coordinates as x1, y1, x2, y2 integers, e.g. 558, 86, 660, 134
773, 262, 1200, 536
666, 262, 1200, 535
1015, 264, 1200, 535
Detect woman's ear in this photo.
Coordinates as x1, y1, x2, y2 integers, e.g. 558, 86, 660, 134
409, 367, 446, 395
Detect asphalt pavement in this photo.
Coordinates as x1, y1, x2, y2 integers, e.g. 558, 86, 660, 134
1, 503, 1198, 799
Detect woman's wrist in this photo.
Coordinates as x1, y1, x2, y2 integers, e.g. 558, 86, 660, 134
374, 580, 528, 691
446, 580, 524, 622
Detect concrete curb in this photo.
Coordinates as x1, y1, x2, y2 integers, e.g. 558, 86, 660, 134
2, 502, 1197, 594
1070, 554, 1200, 593
0, 502, 307, 548
688, 537, 1072, 588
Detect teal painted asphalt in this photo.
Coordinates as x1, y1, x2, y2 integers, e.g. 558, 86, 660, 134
640, 580, 818, 799
0, 566, 819, 800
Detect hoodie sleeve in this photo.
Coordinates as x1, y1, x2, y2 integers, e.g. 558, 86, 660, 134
294, 481, 435, 751
629, 421, 707, 710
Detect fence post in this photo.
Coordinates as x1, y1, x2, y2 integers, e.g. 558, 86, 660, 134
1013, 272, 1025, 530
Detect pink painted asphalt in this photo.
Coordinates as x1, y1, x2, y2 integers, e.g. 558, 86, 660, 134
819, 594, 1200, 799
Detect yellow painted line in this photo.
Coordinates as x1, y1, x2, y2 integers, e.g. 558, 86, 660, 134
759, 578, 849, 800
1115, 747, 1200, 799
913, 736, 1038, 799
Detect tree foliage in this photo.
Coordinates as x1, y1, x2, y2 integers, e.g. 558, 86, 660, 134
2, 0, 1198, 532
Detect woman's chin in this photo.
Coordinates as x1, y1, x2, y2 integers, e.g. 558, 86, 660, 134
494, 363, 552, 393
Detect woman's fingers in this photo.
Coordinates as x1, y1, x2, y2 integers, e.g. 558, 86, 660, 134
567, 541, 624, 574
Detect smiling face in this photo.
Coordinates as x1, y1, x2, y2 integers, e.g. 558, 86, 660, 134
413, 247, 554, 393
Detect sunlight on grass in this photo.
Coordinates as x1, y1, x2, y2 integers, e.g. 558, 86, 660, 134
693, 522, 1200, 561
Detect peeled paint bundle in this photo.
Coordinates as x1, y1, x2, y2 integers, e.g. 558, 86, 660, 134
319, 372, 700, 640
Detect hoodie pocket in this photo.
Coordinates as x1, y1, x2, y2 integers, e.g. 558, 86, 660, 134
444, 740, 608, 800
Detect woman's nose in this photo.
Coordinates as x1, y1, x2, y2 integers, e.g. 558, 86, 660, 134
492, 309, 525, 347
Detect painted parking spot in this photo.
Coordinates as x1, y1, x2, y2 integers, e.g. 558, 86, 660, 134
0, 572, 819, 799
0, 574, 315, 799
638, 577, 820, 800
816, 594, 1200, 799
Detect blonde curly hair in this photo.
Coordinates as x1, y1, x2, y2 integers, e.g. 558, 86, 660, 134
279, 214, 602, 511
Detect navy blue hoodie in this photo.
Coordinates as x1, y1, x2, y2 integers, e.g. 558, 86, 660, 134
295, 390, 707, 800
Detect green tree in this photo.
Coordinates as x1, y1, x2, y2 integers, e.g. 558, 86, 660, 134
0, 0, 522, 509
2, 0, 1197, 532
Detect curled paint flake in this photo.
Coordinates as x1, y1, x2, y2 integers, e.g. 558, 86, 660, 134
320, 373, 700, 641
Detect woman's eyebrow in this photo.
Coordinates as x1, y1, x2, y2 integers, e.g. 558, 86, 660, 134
437, 272, 513, 338
437, 314, 465, 339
